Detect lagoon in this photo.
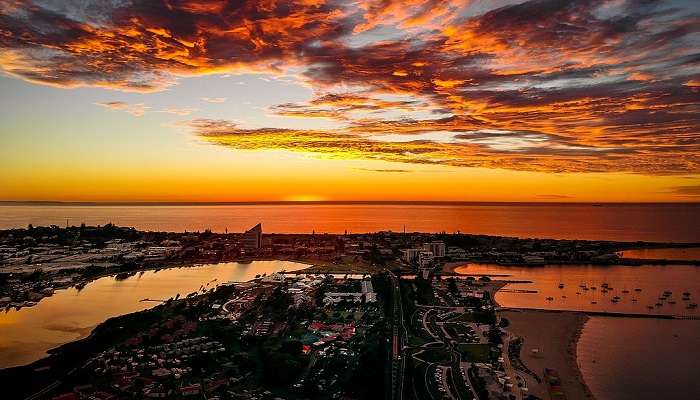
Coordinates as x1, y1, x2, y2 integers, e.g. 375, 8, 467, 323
0, 260, 306, 369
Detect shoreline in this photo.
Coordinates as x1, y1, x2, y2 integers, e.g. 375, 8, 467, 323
1, 257, 327, 313
572, 315, 595, 400
0, 257, 373, 369
500, 309, 594, 400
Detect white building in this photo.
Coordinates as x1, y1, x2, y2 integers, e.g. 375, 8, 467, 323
447, 246, 468, 259
323, 292, 364, 304
143, 246, 180, 260
261, 272, 286, 283
361, 278, 377, 302
361, 278, 373, 294
419, 251, 434, 268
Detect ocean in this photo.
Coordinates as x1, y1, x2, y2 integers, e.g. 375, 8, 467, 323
1, 203, 699, 242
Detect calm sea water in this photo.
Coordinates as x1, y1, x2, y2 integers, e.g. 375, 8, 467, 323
455, 263, 700, 400
577, 318, 700, 400
455, 263, 700, 316
0, 261, 306, 369
619, 247, 700, 260
1, 203, 699, 242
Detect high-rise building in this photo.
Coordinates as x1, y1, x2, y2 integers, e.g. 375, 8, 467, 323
402, 248, 422, 263
419, 251, 434, 268
243, 223, 262, 250
423, 241, 446, 258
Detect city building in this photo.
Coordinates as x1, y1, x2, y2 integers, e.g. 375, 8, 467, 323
402, 248, 422, 263
419, 251, 434, 268
423, 241, 446, 258
242, 223, 262, 250
323, 292, 365, 304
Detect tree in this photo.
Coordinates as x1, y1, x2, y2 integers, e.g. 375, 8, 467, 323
488, 325, 502, 345
447, 278, 458, 294
262, 352, 303, 386
280, 340, 304, 357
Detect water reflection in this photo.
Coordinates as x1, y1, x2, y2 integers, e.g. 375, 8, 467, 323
0, 261, 305, 369
619, 247, 700, 261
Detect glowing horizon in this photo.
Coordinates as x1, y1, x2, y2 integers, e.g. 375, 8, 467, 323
1, 0, 699, 202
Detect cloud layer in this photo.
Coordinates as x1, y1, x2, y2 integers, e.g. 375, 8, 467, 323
2, 0, 699, 174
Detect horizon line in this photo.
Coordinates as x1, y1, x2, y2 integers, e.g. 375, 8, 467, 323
1, 200, 699, 206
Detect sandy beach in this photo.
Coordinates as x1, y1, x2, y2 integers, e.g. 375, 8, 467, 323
500, 309, 594, 400
442, 262, 468, 274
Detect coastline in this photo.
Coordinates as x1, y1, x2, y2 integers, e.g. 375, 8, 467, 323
442, 261, 467, 274
500, 309, 594, 400
1, 256, 328, 313
572, 316, 595, 400
0, 257, 374, 369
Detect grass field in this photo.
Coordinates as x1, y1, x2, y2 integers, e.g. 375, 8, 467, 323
408, 334, 433, 347
415, 348, 452, 363
449, 313, 476, 323
457, 343, 491, 363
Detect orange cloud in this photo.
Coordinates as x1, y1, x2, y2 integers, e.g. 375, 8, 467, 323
182, 117, 697, 175
1, 0, 699, 175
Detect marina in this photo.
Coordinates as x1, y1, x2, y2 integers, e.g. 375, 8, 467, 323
456, 261, 700, 400
454, 263, 700, 317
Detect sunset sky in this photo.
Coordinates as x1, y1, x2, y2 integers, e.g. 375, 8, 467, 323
1, 0, 699, 202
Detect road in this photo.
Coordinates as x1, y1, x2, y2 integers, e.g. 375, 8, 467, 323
407, 304, 476, 399
502, 333, 524, 400
393, 278, 528, 400
389, 271, 407, 400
